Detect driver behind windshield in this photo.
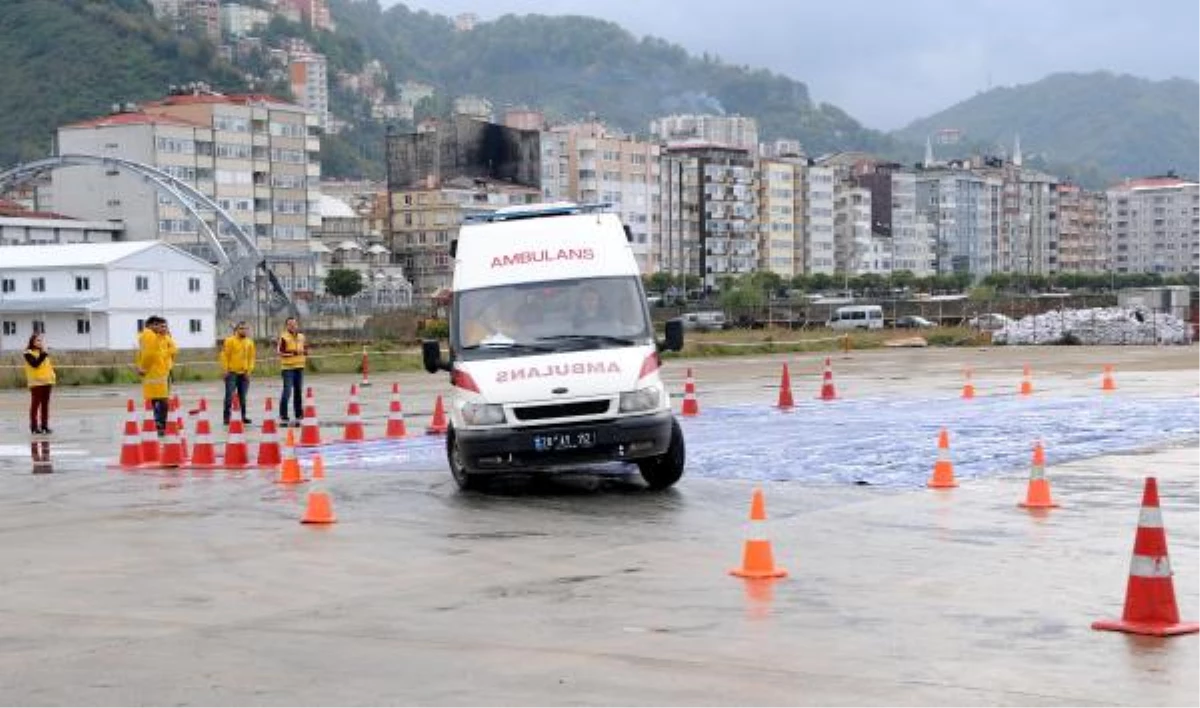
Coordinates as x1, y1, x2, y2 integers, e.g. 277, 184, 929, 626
573, 286, 606, 330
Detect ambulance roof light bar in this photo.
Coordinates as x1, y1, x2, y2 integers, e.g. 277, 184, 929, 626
461, 201, 614, 224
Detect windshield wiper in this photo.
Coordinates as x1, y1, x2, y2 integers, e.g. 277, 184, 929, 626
537, 334, 638, 346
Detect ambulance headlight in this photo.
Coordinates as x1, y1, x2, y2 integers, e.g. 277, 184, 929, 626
461, 402, 506, 425
619, 385, 662, 413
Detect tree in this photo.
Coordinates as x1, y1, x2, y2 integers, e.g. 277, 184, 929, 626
325, 268, 364, 298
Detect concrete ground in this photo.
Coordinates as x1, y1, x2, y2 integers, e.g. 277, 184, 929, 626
0, 345, 1197, 706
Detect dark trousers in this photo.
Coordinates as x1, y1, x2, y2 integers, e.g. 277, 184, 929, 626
280, 368, 303, 421
29, 385, 51, 429
152, 398, 169, 434
223, 373, 250, 423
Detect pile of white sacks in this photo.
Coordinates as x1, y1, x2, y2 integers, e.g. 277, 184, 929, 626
992, 307, 1194, 345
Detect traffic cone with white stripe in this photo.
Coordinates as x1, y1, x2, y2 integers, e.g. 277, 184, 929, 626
301, 475, 337, 525
175, 402, 190, 463
426, 395, 448, 435
817, 357, 838, 401
188, 411, 219, 468
140, 400, 160, 464
256, 398, 283, 468
776, 363, 794, 409
1018, 440, 1058, 509
341, 384, 366, 442
385, 383, 408, 439
277, 429, 305, 484
681, 368, 700, 417
117, 399, 143, 468
1092, 478, 1198, 636
961, 368, 976, 400
1101, 365, 1117, 392
299, 388, 322, 447
159, 420, 184, 468
1019, 364, 1034, 396
729, 488, 788, 579
928, 428, 958, 488
223, 418, 250, 469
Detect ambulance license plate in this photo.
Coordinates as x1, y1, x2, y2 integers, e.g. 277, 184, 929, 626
532, 431, 597, 452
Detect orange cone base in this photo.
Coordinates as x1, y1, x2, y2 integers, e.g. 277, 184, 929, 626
817, 388, 837, 401
681, 401, 699, 417
1092, 618, 1199, 636
301, 492, 336, 524
729, 540, 788, 579
1018, 479, 1057, 508
1018, 499, 1059, 509
341, 427, 366, 442
426, 424, 447, 435
385, 424, 408, 439
928, 479, 958, 489
730, 566, 788, 580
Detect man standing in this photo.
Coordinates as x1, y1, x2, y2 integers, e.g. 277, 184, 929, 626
219, 321, 255, 426
277, 317, 307, 427
135, 316, 172, 435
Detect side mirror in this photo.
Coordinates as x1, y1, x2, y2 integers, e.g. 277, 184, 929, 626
422, 339, 447, 373
661, 318, 684, 353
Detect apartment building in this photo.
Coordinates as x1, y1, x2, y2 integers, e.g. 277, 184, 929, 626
916, 168, 1002, 277
803, 165, 836, 275
277, 0, 333, 31
1107, 176, 1200, 275
54, 91, 322, 296
757, 158, 805, 278
1055, 184, 1109, 273
833, 185, 876, 274
220, 3, 271, 37
539, 122, 660, 272
149, 0, 220, 42
289, 52, 330, 129
855, 166, 935, 276
651, 114, 759, 152
660, 143, 758, 290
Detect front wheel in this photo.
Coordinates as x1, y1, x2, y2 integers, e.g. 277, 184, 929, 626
446, 427, 483, 491
638, 418, 685, 490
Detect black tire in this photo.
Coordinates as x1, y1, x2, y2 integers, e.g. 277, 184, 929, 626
446, 427, 483, 491
638, 418, 685, 490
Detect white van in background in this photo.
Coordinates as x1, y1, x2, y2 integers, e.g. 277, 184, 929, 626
829, 305, 884, 330
422, 203, 687, 491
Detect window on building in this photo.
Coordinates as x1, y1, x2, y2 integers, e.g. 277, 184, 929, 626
76, 319, 91, 335
32, 320, 45, 334
1, 279, 13, 293
31, 278, 45, 293
2, 321, 15, 336
136, 275, 149, 291
188, 277, 201, 293
75, 276, 90, 292
189, 319, 202, 334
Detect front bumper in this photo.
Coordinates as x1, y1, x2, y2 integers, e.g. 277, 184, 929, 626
455, 410, 674, 471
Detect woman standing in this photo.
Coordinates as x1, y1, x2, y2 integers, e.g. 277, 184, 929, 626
23, 333, 56, 435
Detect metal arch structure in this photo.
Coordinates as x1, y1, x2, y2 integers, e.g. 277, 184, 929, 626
0, 154, 296, 319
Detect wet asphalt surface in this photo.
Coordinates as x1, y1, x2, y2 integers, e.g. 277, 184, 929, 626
0, 345, 1197, 705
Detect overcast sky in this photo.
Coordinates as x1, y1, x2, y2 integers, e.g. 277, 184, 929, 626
383, 0, 1199, 130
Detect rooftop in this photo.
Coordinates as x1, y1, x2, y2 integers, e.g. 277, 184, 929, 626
60, 112, 207, 131
0, 241, 210, 270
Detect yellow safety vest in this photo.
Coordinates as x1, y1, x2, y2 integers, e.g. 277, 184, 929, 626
23, 349, 56, 387
220, 335, 257, 375
278, 331, 306, 370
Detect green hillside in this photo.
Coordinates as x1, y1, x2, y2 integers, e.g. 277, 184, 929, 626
893, 72, 1199, 187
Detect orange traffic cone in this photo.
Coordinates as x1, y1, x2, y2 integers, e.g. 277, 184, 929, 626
1018, 440, 1058, 509
1101, 365, 1117, 392
299, 388, 322, 447
681, 368, 700, 417
776, 363, 794, 409
175, 405, 189, 464
1019, 365, 1034, 396
277, 429, 305, 484
311, 453, 326, 480
159, 420, 185, 468
1093, 478, 1198, 636
301, 482, 337, 525
223, 418, 250, 469
188, 413, 219, 468
385, 383, 408, 439
961, 368, 976, 400
256, 397, 283, 467
730, 488, 787, 579
817, 357, 838, 401
426, 394, 448, 435
117, 399, 143, 468
140, 400, 160, 465
341, 384, 366, 442
928, 428, 958, 488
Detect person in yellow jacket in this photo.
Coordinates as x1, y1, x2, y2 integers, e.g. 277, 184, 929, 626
277, 317, 307, 427
163, 322, 178, 385
219, 321, 256, 426
135, 316, 172, 435
23, 333, 56, 436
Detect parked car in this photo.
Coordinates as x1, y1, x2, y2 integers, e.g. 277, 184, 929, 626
682, 311, 727, 331
968, 313, 1013, 331
895, 315, 935, 329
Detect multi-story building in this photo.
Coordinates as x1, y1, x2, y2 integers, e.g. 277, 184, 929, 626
503, 108, 546, 132
313, 195, 410, 307
803, 165, 836, 275
0, 207, 125, 247
916, 167, 1002, 278
757, 158, 805, 278
289, 52, 329, 129
855, 165, 934, 276
1055, 184, 1109, 273
539, 122, 660, 272
1107, 175, 1200, 275
833, 185, 875, 275
651, 115, 759, 152
276, 0, 333, 31
453, 96, 493, 123
149, 0, 220, 42
659, 143, 758, 290
53, 90, 322, 296
219, 2, 271, 37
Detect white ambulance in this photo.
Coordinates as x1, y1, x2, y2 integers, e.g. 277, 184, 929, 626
422, 203, 686, 491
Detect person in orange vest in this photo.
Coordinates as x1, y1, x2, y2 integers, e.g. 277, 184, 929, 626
277, 317, 307, 427
23, 332, 56, 436
219, 320, 256, 426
